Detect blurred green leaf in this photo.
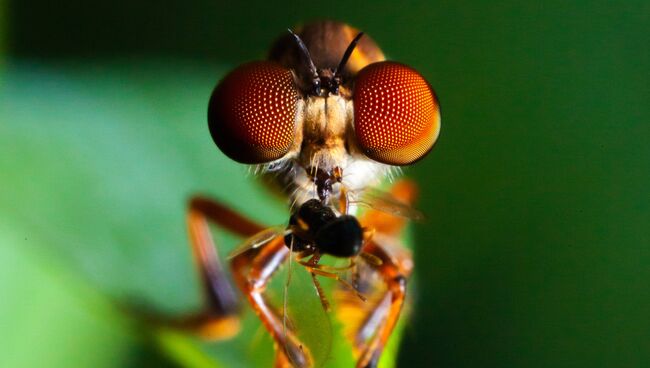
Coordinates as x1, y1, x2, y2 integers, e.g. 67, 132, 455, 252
0, 220, 134, 367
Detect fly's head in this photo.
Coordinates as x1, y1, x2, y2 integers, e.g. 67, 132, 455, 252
208, 21, 440, 211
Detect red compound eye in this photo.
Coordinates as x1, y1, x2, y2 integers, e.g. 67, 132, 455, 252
208, 61, 299, 164
353, 61, 440, 165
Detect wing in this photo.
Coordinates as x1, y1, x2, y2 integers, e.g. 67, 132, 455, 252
351, 187, 423, 221
227, 226, 288, 259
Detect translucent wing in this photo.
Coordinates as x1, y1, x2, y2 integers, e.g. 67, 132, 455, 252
227, 226, 287, 259
350, 187, 424, 221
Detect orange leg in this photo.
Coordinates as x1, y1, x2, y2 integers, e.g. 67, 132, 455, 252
144, 196, 267, 340
145, 196, 312, 365
230, 236, 312, 368
355, 240, 410, 368
184, 197, 269, 338
352, 180, 418, 367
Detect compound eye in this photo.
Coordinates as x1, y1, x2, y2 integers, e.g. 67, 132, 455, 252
353, 61, 440, 165
208, 61, 299, 164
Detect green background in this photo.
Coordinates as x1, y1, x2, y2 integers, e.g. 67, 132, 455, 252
1, 1, 649, 367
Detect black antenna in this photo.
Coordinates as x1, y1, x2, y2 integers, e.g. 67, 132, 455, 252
287, 29, 318, 80
334, 32, 364, 77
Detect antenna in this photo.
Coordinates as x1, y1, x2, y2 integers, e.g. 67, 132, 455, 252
287, 29, 318, 80
334, 32, 364, 77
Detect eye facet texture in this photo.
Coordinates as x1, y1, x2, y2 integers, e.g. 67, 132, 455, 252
208, 61, 299, 164
353, 61, 440, 165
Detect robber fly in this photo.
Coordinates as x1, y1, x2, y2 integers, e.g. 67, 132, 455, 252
157, 20, 440, 368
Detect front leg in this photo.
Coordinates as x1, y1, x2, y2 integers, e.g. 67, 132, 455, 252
351, 179, 417, 367
176, 196, 313, 366
230, 236, 313, 368
356, 239, 410, 368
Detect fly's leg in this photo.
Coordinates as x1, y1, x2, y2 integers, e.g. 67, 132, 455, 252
274, 351, 292, 368
230, 236, 312, 368
189, 198, 312, 366
183, 197, 268, 338
355, 240, 411, 368
139, 196, 266, 340
352, 180, 417, 368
